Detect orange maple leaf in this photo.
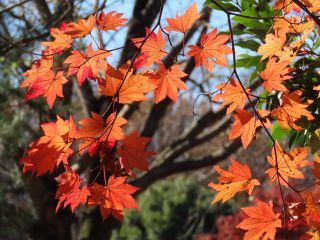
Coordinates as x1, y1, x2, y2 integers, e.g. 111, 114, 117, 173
265, 142, 309, 186
259, 58, 292, 93
236, 200, 282, 240
258, 32, 286, 61
212, 78, 250, 114
131, 29, 167, 68
313, 85, 320, 98
21, 56, 53, 88
88, 175, 139, 221
271, 91, 314, 131
64, 15, 96, 38
19, 116, 76, 175
24, 70, 68, 108
118, 131, 155, 172
301, 192, 320, 231
290, 28, 313, 49
273, 17, 294, 34
229, 109, 271, 149
187, 28, 232, 70
98, 63, 156, 103
274, 0, 300, 14
42, 28, 73, 53
77, 112, 127, 154
308, 0, 320, 12
64, 43, 110, 85
55, 168, 81, 198
97, 11, 127, 31
56, 185, 91, 213
208, 159, 260, 204
275, 46, 296, 63
273, 17, 314, 45
165, 3, 200, 33
147, 62, 188, 103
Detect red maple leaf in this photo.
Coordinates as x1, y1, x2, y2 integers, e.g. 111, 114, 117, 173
98, 62, 156, 103
19, 116, 76, 175
118, 131, 155, 172
64, 43, 110, 85
77, 112, 127, 155
88, 175, 139, 221
24, 70, 68, 108
131, 29, 167, 68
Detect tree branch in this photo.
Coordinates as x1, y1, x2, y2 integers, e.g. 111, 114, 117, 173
132, 140, 242, 191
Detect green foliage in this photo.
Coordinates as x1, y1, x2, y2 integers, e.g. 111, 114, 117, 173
205, 0, 241, 12
270, 123, 291, 145
112, 176, 232, 240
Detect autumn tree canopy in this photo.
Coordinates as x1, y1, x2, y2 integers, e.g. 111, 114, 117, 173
1, 0, 320, 239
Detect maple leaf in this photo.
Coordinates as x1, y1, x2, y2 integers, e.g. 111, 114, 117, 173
229, 109, 271, 149
300, 192, 320, 233
274, 0, 299, 14
55, 169, 87, 214
304, 230, 320, 240
55, 168, 81, 197
290, 28, 313, 49
259, 58, 292, 93
236, 200, 282, 240
187, 28, 232, 70
271, 91, 314, 131
56, 184, 91, 212
212, 78, 250, 114
19, 144, 69, 176
131, 29, 167, 68
42, 28, 73, 53
285, 192, 320, 237
64, 43, 110, 85
165, 3, 200, 33
308, 0, 320, 12
274, 46, 296, 63
19, 116, 76, 175
133, 52, 148, 69
292, 18, 314, 34
147, 62, 188, 103
21, 56, 53, 88
208, 159, 260, 204
273, 17, 295, 33
64, 15, 96, 38
98, 63, 156, 103
97, 11, 127, 31
258, 32, 286, 61
312, 155, 320, 179
265, 142, 309, 186
77, 112, 127, 154
273, 16, 314, 39
24, 70, 68, 108
313, 85, 320, 98
118, 131, 155, 172
88, 175, 139, 221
